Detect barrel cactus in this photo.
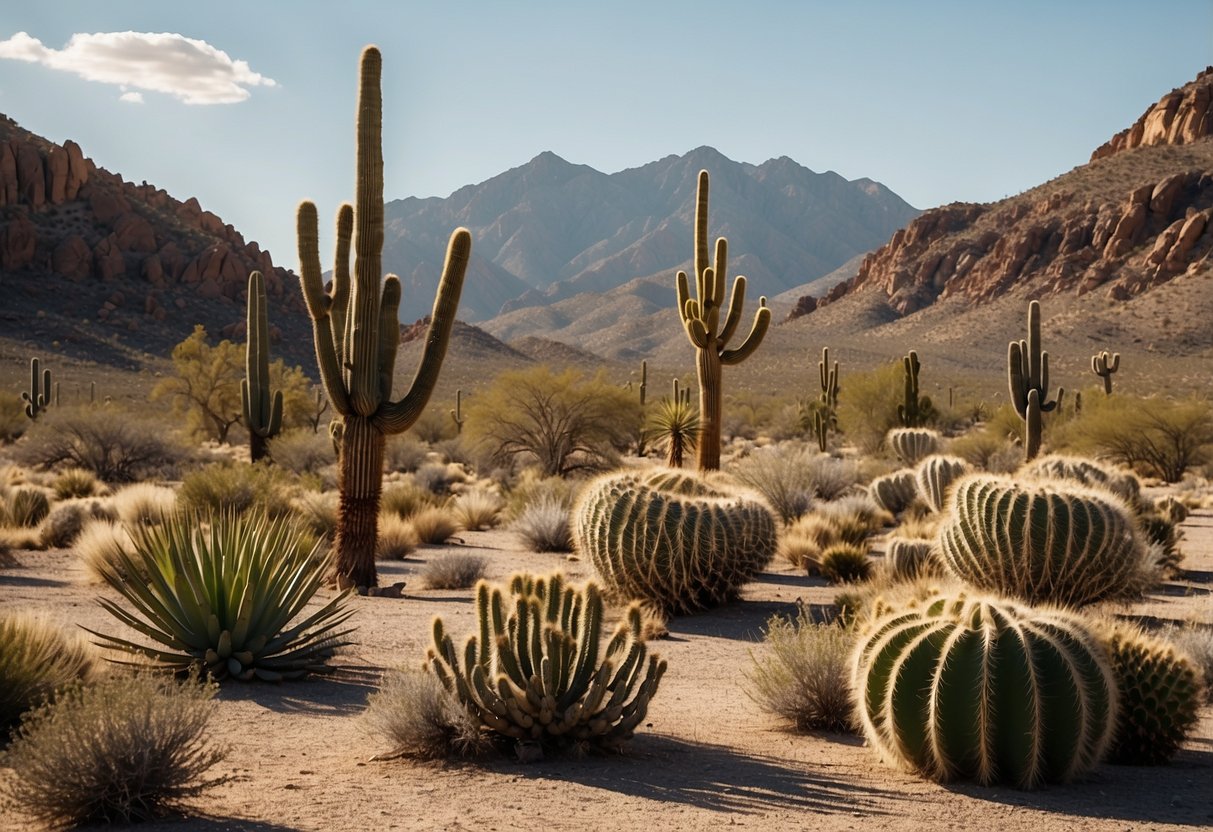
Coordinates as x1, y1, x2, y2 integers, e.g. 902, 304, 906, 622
884, 537, 939, 579
939, 474, 1147, 607
1097, 622, 1204, 765
868, 469, 918, 515
914, 454, 970, 513
1021, 454, 1141, 506
428, 572, 666, 750
573, 468, 776, 613
851, 592, 1118, 788
887, 427, 939, 466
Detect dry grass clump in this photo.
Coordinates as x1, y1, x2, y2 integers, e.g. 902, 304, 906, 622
177, 462, 293, 518
0, 674, 228, 827
51, 467, 105, 500
818, 543, 872, 584
729, 445, 818, 524
38, 498, 116, 548
778, 533, 822, 572
0, 537, 15, 568
513, 496, 573, 552
380, 480, 438, 520
268, 429, 334, 476
0, 614, 96, 736
1165, 624, 1213, 703
746, 608, 856, 733
782, 505, 883, 575
291, 490, 340, 542
1, 486, 51, 528
817, 493, 893, 533
414, 461, 467, 495
363, 667, 490, 761
76, 520, 137, 584
452, 488, 503, 531
503, 469, 575, 520
409, 506, 461, 545
375, 514, 420, 561
109, 482, 177, 526
0, 525, 45, 551
420, 554, 489, 590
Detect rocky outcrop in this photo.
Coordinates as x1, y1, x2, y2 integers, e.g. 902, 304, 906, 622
0, 214, 36, 269
1092, 67, 1213, 161
52, 234, 92, 280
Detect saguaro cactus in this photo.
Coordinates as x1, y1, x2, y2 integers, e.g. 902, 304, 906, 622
1091, 350, 1120, 395
896, 350, 932, 427
242, 271, 283, 463
819, 347, 839, 415
675, 170, 770, 471
450, 389, 465, 435
21, 357, 51, 420
1008, 300, 1063, 460
297, 46, 471, 588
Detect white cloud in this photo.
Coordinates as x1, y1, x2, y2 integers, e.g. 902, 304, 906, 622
0, 30, 276, 104
119, 90, 143, 104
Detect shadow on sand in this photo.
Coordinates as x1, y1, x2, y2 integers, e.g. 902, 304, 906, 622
217, 666, 380, 716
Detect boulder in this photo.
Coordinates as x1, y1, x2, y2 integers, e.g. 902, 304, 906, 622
0, 215, 37, 269
15, 143, 44, 208
45, 145, 69, 204
113, 212, 157, 252
52, 235, 92, 280
0, 142, 17, 205
93, 234, 125, 280
63, 140, 88, 200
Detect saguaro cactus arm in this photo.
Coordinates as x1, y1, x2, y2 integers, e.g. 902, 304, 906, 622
297, 202, 352, 416
1091, 350, 1120, 395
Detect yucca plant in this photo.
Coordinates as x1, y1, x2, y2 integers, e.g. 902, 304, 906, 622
87, 513, 355, 681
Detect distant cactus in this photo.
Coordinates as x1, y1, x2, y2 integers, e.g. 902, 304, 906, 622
913, 454, 970, 513
21, 357, 51, 420
651, 382, 698, 468
1007, 300, 1063, 460
1021, 454, 1141, 506
867, 469, 918, 515
887, 427, 939, 466
675, 170, 770, 470
241, 271, 284, 463
819, 347, 839, 416
573, 469, 776, 613
939, 474, 1146, 607
635, 361, 649, 457
884, 537, 939, 579
1091, 350, 1120, 395
851, 592, 1118, 788
450, 389, 465, 435
811, 410, 829, 453
428, 572, 666, 749
308, 387, 329, 434
896, 350, 932, 427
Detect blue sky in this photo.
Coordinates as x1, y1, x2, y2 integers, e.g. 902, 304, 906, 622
1, 1, 1209, 271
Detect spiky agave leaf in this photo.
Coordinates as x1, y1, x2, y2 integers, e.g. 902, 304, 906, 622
87, 512, 355, 681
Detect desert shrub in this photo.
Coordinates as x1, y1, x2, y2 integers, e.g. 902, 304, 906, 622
421, 554, 489, 590
291, 489, 339, 542
503, 468, 575, 520
409, 408, 455, 444
380, 480, 438, 520
466, 365, 640, 477
433, 437, 476, 467
0, 391, 27, 443
268, 428, 334, 475
2, 487, 50, 527
409, 506, 460, 545
177, 462, 293, 518
778, 532, 821, 572
818, 543, 872, 584
452, 488, 503, 531
729, 445, 818, 524
375, 514, 419, 561
950, 428, 1016, 471
787, 513, 843, 550
1165, 624, 1213, 703
513, 495, 573, 553
1021, 454, 1142, 505
0, 525, 44, 551
805, 455, 861, 501
0, 614, 95, 737
91, 512, 354, 680
0, 674, 227, 826
384, 434, 429, 473
414, 461, 467, 495
14, 407, 187, 483
818, 493, 892, 533
38, 498, 115, 548
109, 482, 177, 526
835, 361, 906, 454
363, 667, 489, 760
76, 519, 137, 584
51, 467, 104, 500
746, 609, 855, 733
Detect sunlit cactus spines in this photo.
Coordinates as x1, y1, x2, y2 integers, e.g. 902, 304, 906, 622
1091, 350, 1121, 395
884, 537, 940, 579
938, 473, 1148, 607
1021, 454, 1142, 506
887, 427, 940, 466
296, 46, 470, 588
851, 592, 1118, 788
868, 469, 918, 515
573, 468, 776, 613
1007, 300, 1063, 460
675, 170, 771, 471
913, 454, 970, 514
241, 271, 284, 463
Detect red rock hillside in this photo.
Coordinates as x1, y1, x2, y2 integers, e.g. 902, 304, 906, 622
0, 114, 312, 369
788, 67, 1213, 322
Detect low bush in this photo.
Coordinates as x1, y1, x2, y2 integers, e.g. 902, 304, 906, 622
268, 428, 334, 475
503, 469, 575, 520
414, 461, 467, 495
818, 543, 872, 584
76, 519, 137, 584
109, 482, 177, 526
513, 495, 572, 552
0, 614, 95, 737
291, 490, 340, 542
729, 445, 819, 524
177, 462, 293, 518
380, 480, 438, 520
2, 487, 50, 528
384, 435, 429, 473
421, 554, 489, 590
409, 506, 461, 545
51, 467, 104, 500
38, 498, 115, 548
375, 514, 419, 561
363, 667, 489, 760
13, 407, 188, 483
452, 488, 503, 531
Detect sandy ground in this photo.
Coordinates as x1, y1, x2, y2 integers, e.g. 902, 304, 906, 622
0, 511, 1210, 832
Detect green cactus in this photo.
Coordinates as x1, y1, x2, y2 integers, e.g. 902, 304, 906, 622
635, 361, 650, 457
1021, 454, 1141, 506
851, 592, 1118, 788
427, 572, 666, 750
450, 389, 465, 435
675, 170, 771, 471
883, 537, 939, 579
308, 386, 329, 434
1008, 300, 1063, 460
812, 409, 829, 453
896, 350, 932, 427
1096, 622, 1204, 765
913, 454, 970, 514
21, 357, 51, 420
939, 474, 1147, 607
887, 427, 940, 466
296, 46, 471, 589
819, 347, 839, 417
241, 271, 284, 463
868, 469, 918, 515
1091, 350, 1120, 395
573, 468, 776, 613
672, 378, 691, 407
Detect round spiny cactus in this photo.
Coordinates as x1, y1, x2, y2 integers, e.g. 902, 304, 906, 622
939, 474, 1146, 607
913, 454, 970, 513
1021, 454, 1141, 506
573, 468, 776, 614
1097, 622, 1204, 765
869, 470, 918, 515
887, 428, 940, 466
851, 592, 1117, 788
1154, 495, 1189, 525
884, 537, 939, 580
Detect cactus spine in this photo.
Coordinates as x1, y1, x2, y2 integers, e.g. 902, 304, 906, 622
241, 271, 284, 463
868, 469, 918, 515
883, 537, 939, 579
887, 427, 940, 466
21, 357, 51, 420
1008, 300, 1063, 460
450, 389, 465, 435
675, 170, 770, 471
1091, 350, 1120, 395
297, 46, 470, 588
851, 593, 1118, 788
896, 350, 931, 427
913, 454, 970, 514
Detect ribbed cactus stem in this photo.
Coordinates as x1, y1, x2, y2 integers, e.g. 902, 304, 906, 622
675, 170, 771, 471
813, 410, 828, 453
1091, 350, 1120, 395
896, 350, 932, 427
818, 347, 839, 413
296, 46, 471, 588
1007, 301, 1062, 460
242, 270, 284, 463
639, 360, 647, 406
21, 357, 51, 420
450, 389, 465, 435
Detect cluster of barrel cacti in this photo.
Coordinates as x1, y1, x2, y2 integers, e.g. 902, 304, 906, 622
572, 468, 776, 613
868, 469, 918, 515
913, 454, 970, 514
427, 572, 665, 748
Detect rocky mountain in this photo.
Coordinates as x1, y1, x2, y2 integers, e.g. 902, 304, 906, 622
0, 114, 312, 369
788, 67, 1213, 323
382, 146, 920, 322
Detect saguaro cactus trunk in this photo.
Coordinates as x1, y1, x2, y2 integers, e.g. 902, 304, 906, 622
242, 270, 283, 463
1007, 300, 1063, 461
297, 46, 470, 589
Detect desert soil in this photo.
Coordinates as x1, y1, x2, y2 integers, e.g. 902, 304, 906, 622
1, 511, 1210, 832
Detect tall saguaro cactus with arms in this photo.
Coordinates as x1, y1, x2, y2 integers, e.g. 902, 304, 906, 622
297, 46, 471, 589
1007, 300, 1063, 461
676, 170, 770, 471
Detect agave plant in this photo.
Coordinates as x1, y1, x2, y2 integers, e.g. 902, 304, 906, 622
88, 512, 355, 681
